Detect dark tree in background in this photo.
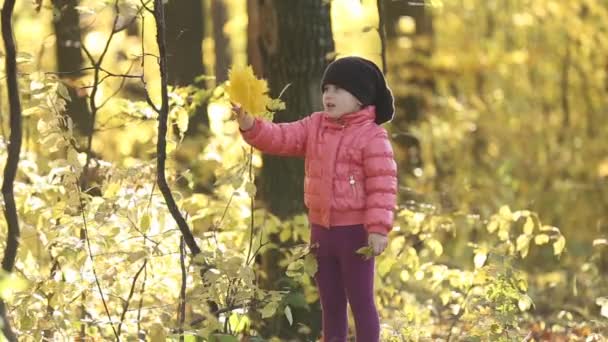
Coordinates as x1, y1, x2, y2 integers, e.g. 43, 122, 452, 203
247, 0, 334, 339
249, 0, 334, 219
212, 0, 231, 84
52, 0, 92, 136
383, 0, 434, 123
380, 0, 434, 176
164, 0, 209, 131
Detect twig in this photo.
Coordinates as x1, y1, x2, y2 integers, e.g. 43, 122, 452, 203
376, 0, 388, 73
44, 67, 96, 76
151, 0, 201, 255
136, 264, 148, 341
1, 0, 22, 339
560, 35, 571, 132
246, 146, 256, 264
140, 0, 154, 14
178, 238, 187, 341
75, 182, 119, 340
117, 260, 147, 336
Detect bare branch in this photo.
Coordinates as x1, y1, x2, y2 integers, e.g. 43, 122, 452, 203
75, 183, 119, 339
117, 260, 147, 337
140, 0, 154, 14
45, 67, 96, 76
151, 0, 201, 255
178, 238, 187, 341
136, 262, 148, 341
1, 0, 22, 339
377, 0, 388, 73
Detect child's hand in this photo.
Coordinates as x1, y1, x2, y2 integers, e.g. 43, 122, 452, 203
368, 233, 388, 256
231, 102, 255, 131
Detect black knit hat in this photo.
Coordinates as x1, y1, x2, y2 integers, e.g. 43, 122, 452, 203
321, 56, 394, 125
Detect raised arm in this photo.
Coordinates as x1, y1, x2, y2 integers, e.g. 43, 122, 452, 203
362, 130, 398, 235
235, 103, 311, 157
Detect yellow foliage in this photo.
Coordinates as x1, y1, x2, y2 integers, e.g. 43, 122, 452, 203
225, 65, 271, 117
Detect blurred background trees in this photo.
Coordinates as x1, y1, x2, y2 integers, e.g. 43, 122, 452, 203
0, 0, 606, 340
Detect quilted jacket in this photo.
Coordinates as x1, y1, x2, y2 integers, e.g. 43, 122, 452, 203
240, 106, 397, 235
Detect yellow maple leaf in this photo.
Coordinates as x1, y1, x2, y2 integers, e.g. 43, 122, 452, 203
225, 65, 271, 117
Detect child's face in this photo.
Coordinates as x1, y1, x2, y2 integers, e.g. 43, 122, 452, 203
322, 84, 362, 119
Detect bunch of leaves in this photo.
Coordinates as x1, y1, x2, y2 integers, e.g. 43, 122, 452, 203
223, 65, 285, 121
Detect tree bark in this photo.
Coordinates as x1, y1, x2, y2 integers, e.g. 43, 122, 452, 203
252, 0, 334, 219
247, 1, 333, 339
212, 0, 231, 84
164, 0, 209, 131
153, 0, 201, 256
52, 0, 93, 136
1, 0, 22, 340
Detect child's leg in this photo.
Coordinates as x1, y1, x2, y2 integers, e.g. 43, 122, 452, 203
311, 225, 348, 342
338, 226, 380, 342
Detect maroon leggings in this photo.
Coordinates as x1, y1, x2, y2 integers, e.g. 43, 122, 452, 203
311, 224, 379, 342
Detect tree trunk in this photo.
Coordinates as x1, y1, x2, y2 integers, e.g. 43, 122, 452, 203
380, 0, 434, 175
52, 0, 92, 136
252, 0, 334, 219
382, 0, 434, 124
1, 0, 22, 340
247, 0, 333, 339
164, 0, 209, 130
212, 0, 231, 84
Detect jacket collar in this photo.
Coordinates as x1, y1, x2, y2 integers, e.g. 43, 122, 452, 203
322, 105, 376, 129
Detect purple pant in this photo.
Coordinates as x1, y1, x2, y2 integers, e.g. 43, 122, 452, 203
310, 224, 379, 342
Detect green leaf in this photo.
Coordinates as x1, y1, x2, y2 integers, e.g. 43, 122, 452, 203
260, 301, 278, 318
534, 234, 549, 245
127, 250, 147, 263
140, 213, 151, 231
57, 82, 71, 101
284, 305, 293, 326
518, 294, 534, 312
279, 228, 291, 242
498, 205, 512, 219
176, 108, 189, 134
286, 260, 304, 278
516, 234, 530, 258
378, 258, 396, 277
267, 98, 286, 112
425, 239, 443, 256
553, 235, 566, 256
356, 246, 373, 260
523, 217, 534, 235
245, 182, 257, 198
487, 220, 498, 233
303, 254, 318, 277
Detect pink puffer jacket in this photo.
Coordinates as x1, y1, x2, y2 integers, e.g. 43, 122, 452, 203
240, 106, 397, 235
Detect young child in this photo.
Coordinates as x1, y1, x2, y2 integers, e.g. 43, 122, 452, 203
233, 56, 397, 342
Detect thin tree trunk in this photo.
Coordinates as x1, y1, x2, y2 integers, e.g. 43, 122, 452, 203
212, 0, 231, 85
1, 0, 22, 340
380, 0, 433, 176
153, 0, 201, 256
52, 0, 93, 136
164, 0, 209, 131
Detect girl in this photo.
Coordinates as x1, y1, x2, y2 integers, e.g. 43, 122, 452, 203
234, 56, 397, 342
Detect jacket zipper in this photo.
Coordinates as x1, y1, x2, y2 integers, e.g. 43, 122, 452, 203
349, 174, 358, 197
